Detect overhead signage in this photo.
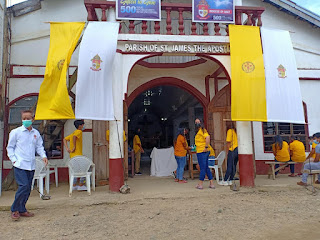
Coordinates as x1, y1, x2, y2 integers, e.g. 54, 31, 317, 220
121, 43, 230, 54
116, 0, 161, 21
192, 0, 235, 23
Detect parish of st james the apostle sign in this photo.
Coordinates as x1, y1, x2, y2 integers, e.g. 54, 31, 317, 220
122, 43, 230, 54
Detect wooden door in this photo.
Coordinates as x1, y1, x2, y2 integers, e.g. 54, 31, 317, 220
92, 120, 108, 181
123, 101, 129, 179
207, 85, 231, 171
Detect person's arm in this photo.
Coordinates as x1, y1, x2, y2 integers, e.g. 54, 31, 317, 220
63, 138, 71, 153
6, 130, 18, 165
71, 135, 77, 153
306, 148, 315, 159
204, 135, 210, 152
314, 153, 320, 163
35, 133, 48, 166
272, 145, 277, 157
226, 142, 231, 155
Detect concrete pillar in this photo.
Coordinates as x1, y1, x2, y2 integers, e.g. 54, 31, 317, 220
236, 121, 255, 187
188, 107, 195, 145
109, 52, 124, 192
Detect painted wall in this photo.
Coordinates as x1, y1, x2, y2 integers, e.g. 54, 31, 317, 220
3, 0, 320, 173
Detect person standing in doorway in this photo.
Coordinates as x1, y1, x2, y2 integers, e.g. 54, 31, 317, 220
133, 128, 144, 175
7, 110, 48, 221
194, 119, 215, 189
63, 119, 86, 190
289, 135, 306, 177
174, 128, 190, 183
222, 121, 238, 186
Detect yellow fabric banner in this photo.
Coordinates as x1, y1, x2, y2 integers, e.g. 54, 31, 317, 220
229, 25, 267, 122
35, 22, 85, 120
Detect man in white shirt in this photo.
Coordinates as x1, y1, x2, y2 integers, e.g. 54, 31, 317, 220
7, 110, 48, 221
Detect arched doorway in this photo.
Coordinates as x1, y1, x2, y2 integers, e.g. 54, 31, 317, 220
126, 83, 205, 175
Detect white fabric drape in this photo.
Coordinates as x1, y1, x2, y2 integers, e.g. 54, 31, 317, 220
150, 147, 177, 177
261, 28, 305, 123
75, 22, 119, 120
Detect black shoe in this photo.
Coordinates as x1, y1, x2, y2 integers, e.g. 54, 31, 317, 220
233, 177, 239, 180
135, 172, 142, 175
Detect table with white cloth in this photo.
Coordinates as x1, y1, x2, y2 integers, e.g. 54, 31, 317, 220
150, 147, 177, 177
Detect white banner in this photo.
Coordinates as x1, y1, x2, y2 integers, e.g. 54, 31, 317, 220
261, 28, 305, 124
75, 22, 119, 120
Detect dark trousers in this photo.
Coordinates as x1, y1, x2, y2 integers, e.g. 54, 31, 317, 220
275, 159, 294, 175
11, 167, 34, 213
197, 151, 213, 181
224, 147, 238, 181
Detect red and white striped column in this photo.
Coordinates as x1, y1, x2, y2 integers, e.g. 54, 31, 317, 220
236, 121, 255, 187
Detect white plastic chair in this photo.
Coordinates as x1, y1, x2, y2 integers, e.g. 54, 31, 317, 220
208, 151, 226, 184
47, 161, 59, 188
68, 156, 95, 197
31, 157, 47, 198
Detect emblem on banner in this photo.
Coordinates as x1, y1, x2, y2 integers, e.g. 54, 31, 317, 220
197, 0, 209, 18
277, 64, 287, 78
57, 59, 65, 70
90, 54, 103, 71
242, 61, 255, 73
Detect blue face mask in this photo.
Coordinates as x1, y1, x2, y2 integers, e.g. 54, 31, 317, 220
82, 125, 85, 131
22, 120, 32, 128
314, 140, 319, 144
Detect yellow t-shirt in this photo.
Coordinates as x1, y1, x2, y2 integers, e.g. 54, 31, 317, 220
174, 135, 188, 157
272, 141, 290, 162
65, 129, 82, 158
106, 130, 126, 142
208, 145, 215, 157
289, 140, 306, 163
133, 135, 141, 154
311, 142, 317, 159
226, 129, 238, 151
195, 128, 210, 153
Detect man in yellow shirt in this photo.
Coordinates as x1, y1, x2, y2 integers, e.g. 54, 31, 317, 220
289, 136, 306, 177
63, 120, 85, 190
133, 128, 144, 175
272, 135, 290, 176
222, 121, 238, 185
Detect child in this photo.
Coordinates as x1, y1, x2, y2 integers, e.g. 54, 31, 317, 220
63, 119, 86, 190
7, 110, 48, 221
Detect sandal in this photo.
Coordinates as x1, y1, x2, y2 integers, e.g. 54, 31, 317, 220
209, 185, 215, 189
179, 180, 187, 183
174, 179, 179, 182
195, 184, 203, 190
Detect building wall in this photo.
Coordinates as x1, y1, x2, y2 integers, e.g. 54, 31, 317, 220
3, 0, 320, 176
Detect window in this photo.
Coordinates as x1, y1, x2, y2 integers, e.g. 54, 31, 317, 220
7, 95, 64, 159
262, 122, 308, 152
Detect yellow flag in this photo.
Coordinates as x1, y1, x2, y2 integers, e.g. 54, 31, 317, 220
35, 22, 85, 120
229, 25, 267, 122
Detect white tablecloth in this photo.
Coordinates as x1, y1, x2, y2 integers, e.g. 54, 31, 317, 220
150, 147, 177, 177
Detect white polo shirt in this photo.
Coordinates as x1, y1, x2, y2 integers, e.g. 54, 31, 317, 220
7, 125, 47, 171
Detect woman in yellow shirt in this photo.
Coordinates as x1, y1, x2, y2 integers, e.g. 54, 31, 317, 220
289, 136, 306, 177
272, 135, 290, 176
194, 119, 215, 189
174, 128, 190, 183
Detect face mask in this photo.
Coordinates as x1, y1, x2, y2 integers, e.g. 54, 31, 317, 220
82, 125, 85, 131
314, 140, 319, 144
22, 120, 32, 128
195, 123, 201, 128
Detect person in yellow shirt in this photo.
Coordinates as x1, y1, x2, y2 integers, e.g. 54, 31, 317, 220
174, 128, 191, 183
222, 121, 238, 185
306, 134, 317, 162
289, 136, 306, 177
133, 128, 144, 175
63, 120, 86, 191
194, 119, 215, 189
272, 135, 290, 175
